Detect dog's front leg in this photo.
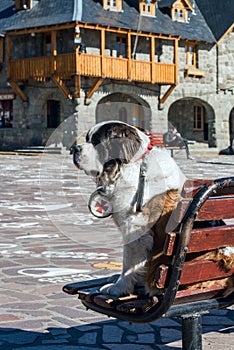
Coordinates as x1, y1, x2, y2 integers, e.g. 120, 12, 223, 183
100, 233, 153, 297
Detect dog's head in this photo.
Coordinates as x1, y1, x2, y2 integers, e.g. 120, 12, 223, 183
72, 121, 150, 185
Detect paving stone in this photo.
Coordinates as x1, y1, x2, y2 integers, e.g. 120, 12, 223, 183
126, 334, 138, 342
160, 328, 181, 344
3, 302, 47, 311
48, 306, 89, 319
151, 318, 181, 328
51, 317, 85, 327
73, 324, 101, 332
41, 339, 69, 345
157, 342, 181, 349
0, 314, 21, 321
47, 328, 70, 336
105, 344, 157, 350
119, 321, 154, 333
136, 332, 155, 344
78, 331, 98, 344
102, 325, 124, 343
202, 316, 234, 326
14, 347, 98, 350
202, 331, 234, 349
0, 331, 39, 345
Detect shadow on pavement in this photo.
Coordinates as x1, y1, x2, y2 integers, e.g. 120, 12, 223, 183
0, 311, 233, 350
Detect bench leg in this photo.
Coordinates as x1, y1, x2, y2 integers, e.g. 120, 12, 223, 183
181, 314, 202, 350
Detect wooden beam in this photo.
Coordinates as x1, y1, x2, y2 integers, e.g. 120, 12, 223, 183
7, 22, 74, 36
77, 23, 179, 40
52, 75, 72, 99
101, 29, 105, 77
74, 74, 81, 99
159, 85, 176, 105
86, 78, 104, 100
74, 44, 81, 98
51, 30, 57, 73
8, 81, 28, 102
174, 38, 178, 84
127, 32, 132, 80
151, 36, 155, 83
6, 35, 11, 77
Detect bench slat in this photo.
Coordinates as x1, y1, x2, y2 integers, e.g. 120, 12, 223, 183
188, 226, 234, 253
197, 196, 234, 220
174, 284, 226, 304
180, 260, 234, 285
154, 261, 233, 289
175, 196, 234, 222
93, 294, 139, 309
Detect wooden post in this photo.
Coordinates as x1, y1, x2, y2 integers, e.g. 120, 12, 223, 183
74, 24, 81, 98
151, 35, 155, 83
101, 29, 105, 77
127, 32, 132, 80
51, 30, 57, 74
174, 38, 178, 84
6, 35, 11, 80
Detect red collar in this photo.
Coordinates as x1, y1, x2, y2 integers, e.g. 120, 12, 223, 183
135, 143, 153, 162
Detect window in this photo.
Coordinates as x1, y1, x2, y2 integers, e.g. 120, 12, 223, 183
47, 100, 60, 128
103, 0, 122, 11
15, 0, 32, 11
193, 105, 204, 131
116, 36, 127, 58
185, 43, 197, 67
107, 0, 116, 6
139, 1, 156, 16
44, 34, 51, 56
173, 7, 187, 22
0, 96, 14, 128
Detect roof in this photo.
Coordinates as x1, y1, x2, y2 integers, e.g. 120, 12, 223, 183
159, 0, 194, 11
195, 0, 234, 41
0, 0, 215, 43
158, 0, 177, 7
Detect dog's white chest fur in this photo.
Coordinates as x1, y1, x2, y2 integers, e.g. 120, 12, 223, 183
111, 147, 185, 214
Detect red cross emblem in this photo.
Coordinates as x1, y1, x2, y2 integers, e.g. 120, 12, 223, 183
95, 199, 109, 214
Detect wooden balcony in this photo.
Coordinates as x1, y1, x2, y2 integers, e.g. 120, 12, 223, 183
8, 53, 177, 85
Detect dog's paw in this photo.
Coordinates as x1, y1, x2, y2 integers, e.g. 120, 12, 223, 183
100, 278, 134, 297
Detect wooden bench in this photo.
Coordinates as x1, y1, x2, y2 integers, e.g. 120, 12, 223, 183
148, 132, 195, 157
63, 177, 234, 350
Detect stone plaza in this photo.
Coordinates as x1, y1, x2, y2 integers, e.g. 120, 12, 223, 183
0, 146, 233, 349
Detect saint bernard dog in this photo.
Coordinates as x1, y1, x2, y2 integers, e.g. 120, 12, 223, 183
72, 120, 234, 297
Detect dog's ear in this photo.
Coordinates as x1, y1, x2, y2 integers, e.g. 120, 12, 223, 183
108, 125, 141, 163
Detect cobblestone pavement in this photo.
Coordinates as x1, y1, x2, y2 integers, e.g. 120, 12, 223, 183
0, 147, 233, 350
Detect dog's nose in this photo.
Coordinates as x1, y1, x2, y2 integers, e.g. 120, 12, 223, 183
73, 144, 82, 167
74, 144, 82, 154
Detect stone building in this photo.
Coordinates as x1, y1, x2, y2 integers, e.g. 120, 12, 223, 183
0, 0, 233, 151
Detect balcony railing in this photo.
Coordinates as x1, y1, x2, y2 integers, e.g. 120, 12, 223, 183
8, 53, 177, 84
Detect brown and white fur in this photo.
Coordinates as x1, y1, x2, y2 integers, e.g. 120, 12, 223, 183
72, 121, 186, 296
72, 121, 233, 296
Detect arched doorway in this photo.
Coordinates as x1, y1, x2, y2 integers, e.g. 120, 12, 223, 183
168, 98, 216, 147
96, 93, 151, 130
229, 108, 234, 146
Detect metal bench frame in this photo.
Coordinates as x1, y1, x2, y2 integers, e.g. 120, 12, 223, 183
63, 177, 234, 350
